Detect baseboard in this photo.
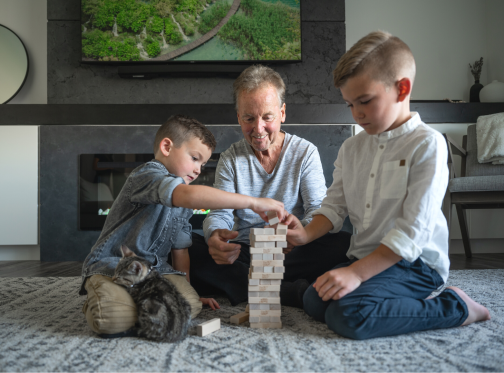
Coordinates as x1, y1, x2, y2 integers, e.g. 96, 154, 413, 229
0, 245, 40, 260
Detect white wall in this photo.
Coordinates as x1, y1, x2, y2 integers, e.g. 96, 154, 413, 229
346, 0, 503, 102
485, 0, 504, 83
0, 0, 47, 104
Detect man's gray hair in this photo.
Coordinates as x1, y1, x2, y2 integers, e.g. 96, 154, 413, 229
233, 65, 286, 110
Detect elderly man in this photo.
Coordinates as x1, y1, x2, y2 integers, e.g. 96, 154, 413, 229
188, 65, 351, 308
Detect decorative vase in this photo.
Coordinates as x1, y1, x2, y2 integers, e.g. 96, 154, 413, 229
480, 80, 504, 102
470, 80, 484, 102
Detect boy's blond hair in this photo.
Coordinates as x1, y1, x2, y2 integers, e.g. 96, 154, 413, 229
333, 31, 416, 89
153, 115, 216, 155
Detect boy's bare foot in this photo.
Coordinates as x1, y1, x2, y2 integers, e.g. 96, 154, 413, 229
447, 286, 491, 326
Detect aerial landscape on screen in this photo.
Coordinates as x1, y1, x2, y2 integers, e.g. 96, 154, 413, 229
81, 0, 301, 62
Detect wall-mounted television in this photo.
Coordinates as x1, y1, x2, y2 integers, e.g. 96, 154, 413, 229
81, 0, 301, 65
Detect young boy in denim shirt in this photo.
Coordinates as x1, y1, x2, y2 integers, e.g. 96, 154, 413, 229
80, 115, 285, 337
285, 31, 490, 340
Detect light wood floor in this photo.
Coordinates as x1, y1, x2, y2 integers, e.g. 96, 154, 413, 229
1, 254, 504, 277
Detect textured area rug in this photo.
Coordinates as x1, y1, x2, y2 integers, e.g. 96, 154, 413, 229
0, 270, 503, 372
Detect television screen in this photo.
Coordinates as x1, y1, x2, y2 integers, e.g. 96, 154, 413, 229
81, 0, 301, 63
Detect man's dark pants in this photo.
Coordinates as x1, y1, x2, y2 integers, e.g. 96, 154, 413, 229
188, 231, 352, 306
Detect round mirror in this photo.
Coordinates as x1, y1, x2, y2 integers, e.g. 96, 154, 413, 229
0, 24, 29, 104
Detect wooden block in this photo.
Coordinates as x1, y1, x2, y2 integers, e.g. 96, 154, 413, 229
249, 279, 260, 285
251, 273, 284, 279
267, 211, 280, 226
248, 297, 281, 304
245, 304, 249, 312
274, 267, 285, 273
248, 241, 276, 248
264, 266, 273, 273
249, 310, 281, 317
251, 260, 284, 267
270, 280, 282, 285
197, 318, 220, 337
251, 254, 263, 260
250, 322, 282, 329
259, 304, 270, 310
259, 316, 270, 322
251, 291, 279, 298
248, 285, 281, 291
259, 279, 271, 285
273, 253, 285, 260
250, 247, 283, 254
263, 253, 273, 260
249, 291, 259, 297
276, 224, 287, 235
251, 235, 286, 242
270, 304, 281, 310
230, 312, 249, 325
270, 316, 281, 323
250, 228, 266, 235
264, 228, 275, 235
276, 241, 288, 248
249, 316, 260, 323
251, 266, 264, 272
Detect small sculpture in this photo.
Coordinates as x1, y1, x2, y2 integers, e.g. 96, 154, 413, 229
469, 57, 484, 102
469, 57, 484, 81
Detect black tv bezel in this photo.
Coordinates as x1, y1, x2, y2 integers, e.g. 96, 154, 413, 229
80, 0, 303, 66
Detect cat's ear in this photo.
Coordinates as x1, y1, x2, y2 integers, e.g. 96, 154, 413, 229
130, 261, 142, 275
121, 245, 136, 257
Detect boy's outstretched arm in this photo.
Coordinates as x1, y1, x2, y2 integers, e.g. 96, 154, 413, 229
314, 244, 402, 301
172, 184, 285, 222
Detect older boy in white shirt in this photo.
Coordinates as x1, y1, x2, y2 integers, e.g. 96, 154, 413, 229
285, 31, 490, 340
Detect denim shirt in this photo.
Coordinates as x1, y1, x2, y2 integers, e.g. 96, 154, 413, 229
79, 160, 192, 295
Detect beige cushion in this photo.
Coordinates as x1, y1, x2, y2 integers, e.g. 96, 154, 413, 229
83, 274, 202, 335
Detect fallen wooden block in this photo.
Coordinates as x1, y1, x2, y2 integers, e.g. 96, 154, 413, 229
197, 318, 220, 337
230, 312, 249, 325
250, 322, 282, 329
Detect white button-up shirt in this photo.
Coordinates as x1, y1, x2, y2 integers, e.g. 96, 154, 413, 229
314, 113, 450, 282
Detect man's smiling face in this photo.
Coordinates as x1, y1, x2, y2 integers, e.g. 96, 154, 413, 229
237, 84, 286, 152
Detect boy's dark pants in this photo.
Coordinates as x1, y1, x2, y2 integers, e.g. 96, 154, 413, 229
304, 258, 468, 340
188, 232, 352, 306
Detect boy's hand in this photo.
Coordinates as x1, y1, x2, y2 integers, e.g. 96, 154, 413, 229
208, 229, 242, 265
200, 297, 220, 310
249, 198, 285, 222
284, 214, 309, 247
314, 267, 362, 301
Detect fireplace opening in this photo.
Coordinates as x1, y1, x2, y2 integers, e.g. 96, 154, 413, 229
79, 153, 220, 231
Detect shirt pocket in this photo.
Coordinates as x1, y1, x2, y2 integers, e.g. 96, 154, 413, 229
380, 160, 408, 199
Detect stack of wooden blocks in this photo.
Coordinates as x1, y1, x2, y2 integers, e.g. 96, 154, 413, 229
248, 212, 286, 329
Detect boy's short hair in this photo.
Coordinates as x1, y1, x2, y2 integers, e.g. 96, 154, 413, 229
153, 115, 217, 154
333, 30, 416, 89
233, 64, 286, 110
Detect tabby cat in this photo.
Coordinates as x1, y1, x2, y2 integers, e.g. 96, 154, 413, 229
112, 245, 191, 342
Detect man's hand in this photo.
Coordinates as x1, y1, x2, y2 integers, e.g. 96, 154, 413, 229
207, 229, 242, 265
200, 297, 220, 310
249, 198, 285, 223
313, 267, 362, 301
284, 214, 309, 247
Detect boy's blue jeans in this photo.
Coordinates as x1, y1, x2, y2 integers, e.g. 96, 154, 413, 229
303, 258, 468, 340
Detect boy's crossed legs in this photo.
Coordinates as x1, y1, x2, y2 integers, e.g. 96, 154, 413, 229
304, 258, 489, 340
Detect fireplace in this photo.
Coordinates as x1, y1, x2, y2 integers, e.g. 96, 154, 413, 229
40, 124, 352, 262
79, 153, 221, 231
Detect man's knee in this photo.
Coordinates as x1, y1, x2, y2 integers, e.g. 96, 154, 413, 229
163, 274, 203, 319
83, 275, 137, 335
325, 301, 370, 340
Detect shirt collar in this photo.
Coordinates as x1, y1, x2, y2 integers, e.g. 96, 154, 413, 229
376, 112, 421, 141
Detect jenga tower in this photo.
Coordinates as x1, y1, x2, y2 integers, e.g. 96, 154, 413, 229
247, 212, 287, 329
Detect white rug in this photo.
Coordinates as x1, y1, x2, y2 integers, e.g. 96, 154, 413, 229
0, 270, 503, 372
